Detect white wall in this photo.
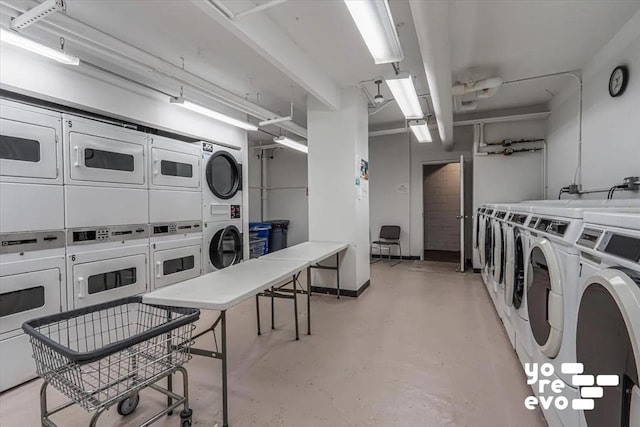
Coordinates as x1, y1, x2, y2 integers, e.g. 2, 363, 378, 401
369, 126, 474, 259
247, 148, 263, 222
547, 10, 640, 199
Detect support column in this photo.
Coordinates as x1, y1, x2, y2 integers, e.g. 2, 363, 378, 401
307, 88, 370, 294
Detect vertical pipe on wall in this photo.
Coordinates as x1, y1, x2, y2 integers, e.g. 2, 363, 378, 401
261, 149, 268, 221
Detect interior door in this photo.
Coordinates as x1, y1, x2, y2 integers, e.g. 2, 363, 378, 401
0, 268, 62, 335
458, 154, 465, 272
151, 147, 200, 189
68, 131, 145, 185
72, 254, 147, 308
0, 114, 59, 180
153, 244, 201, 289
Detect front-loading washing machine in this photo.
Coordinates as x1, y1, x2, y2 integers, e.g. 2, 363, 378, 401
0, 99, 64, 233
473, 206, 487, 271
62, 115, 149, 228
504, 203, 535, 368
480, 205, 497, 305
66, 224, 149, 309
574, 209, 640, 427
201, 141, 243, 223
203, 205, 243, 273
150, 220, 202, 290
148, 135, 201, 223
0, 230, 66, 391
491, 204, 511, 319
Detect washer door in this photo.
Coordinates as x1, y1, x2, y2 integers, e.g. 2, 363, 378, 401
209, 225, 242, 270
527, 239, 564, 357
206, 151, 241, 200
493, 221, 505, 284
479, 216, 487, 266
510, 228, 527, 309
577, 268, 640, 427
484, 218, 494, 271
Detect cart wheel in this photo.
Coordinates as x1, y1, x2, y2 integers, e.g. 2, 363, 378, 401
117, 393, 139, 416
180, 408, 193, 427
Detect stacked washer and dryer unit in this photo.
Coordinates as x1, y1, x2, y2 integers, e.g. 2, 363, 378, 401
1, 99, 246, 391
201, 141, 244, 273
0, 100, 66, 391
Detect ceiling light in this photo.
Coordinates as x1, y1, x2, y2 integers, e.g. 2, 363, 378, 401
386, 73, 423, 119
409, 120, 432, 143
274, 136, 308, 154
344, 0, 404, 64
170, 97, 258, 131
0, 29, 79, 65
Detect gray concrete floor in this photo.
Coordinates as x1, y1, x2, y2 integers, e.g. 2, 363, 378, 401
0, 262, 546, 427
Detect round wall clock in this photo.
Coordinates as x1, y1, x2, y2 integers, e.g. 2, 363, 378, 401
609, 65, 629, 97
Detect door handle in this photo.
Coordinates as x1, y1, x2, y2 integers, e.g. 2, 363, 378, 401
155, 261, 161, 278
153, 159, 159, 175
73, 146, 81, 167
76, 277, 84, 299
456, 215, 464, 219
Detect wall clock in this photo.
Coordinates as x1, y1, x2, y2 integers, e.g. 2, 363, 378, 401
609, 65, 629, 97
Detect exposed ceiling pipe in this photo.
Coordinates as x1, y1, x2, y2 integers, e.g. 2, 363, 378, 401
409, 0, 454, 151
0, 0, 307, 139
457, 100, 479, 111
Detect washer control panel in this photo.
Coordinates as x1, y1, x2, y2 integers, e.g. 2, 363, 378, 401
0, 230, 65, 255
230, 205, 241, 219
151, 221, 201, 236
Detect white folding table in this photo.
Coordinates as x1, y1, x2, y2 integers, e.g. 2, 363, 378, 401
260, 241, 349, 334
143, 258, 308, 427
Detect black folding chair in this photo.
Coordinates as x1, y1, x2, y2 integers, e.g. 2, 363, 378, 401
371, 225, 402, 267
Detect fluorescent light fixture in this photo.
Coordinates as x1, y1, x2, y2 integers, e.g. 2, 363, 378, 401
409, 120, 432, 143
344, 0, 403, 64
170, 97, 258, 131
386, 73, 424, 119
0, 28, 79, 65
274, 136, 308, 154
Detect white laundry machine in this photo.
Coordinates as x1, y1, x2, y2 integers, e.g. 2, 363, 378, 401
148, 135, 201, 223
62, 115, 149, 228
150, 220, 202, 290
203, 205, 243, 273
66, 224, 149, 309
0, 100, 64, 232
473, 205, 487, 271
0, 230, 66, 391
201, 141, 243, 223
575, 209, 640, 427
504, 204, 535, 367
480, 205, 497, 305
491, 204, 511, 319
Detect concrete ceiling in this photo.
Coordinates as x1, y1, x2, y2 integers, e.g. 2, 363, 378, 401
2, 0, 639, 138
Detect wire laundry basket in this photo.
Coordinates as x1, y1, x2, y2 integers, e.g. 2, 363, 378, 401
23, 296, 199, 413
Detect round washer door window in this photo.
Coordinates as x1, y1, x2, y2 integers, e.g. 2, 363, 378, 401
484, 219, 493, 270
209, 225, 242, 269
206, 151, 241, 200
527, 240, 564, 357
577, 268, 640, 427
512, 230, 526, 309
493, 222, 504, 284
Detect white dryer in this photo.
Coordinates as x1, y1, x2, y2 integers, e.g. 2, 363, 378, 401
66, 224, 149, 309
472, 205, 486, 271
148, 135, 201, 223
575, 210, 640, 427
203, 205, 243, 273
491, 204, 511, 319
0, 230, 66, 391
201, 141, 243, 223
150, 220, 202, 290
504, 204, 535, 367
480, 205, 497, 303
0, 100, 64, 233
62, 115, 148, 228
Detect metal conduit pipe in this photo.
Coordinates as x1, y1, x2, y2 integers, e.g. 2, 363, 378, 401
0, 0, 308, 139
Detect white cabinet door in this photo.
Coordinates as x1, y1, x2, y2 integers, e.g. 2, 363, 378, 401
151, 147, 200, 189
72, 254, 147, 308
152, 244, 201, 289
0, 113, 60, 181
0, 268, 62, 335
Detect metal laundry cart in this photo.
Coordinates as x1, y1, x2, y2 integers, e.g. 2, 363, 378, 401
22, 296, 200, 427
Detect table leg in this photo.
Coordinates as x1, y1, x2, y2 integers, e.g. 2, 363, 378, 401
221, 310, 228, 427
271, 286, 275, 329
293, 275, 299, 340
336, 252, 341, 299
307, 266, 311, 335
256, 295, 261, 335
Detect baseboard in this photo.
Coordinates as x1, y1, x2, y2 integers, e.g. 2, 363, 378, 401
370, 255, 420, 261
473, 268, 481, 274
312, 280, 370, 298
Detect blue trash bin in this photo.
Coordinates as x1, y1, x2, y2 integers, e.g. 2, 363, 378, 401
249, 222, 272, 254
